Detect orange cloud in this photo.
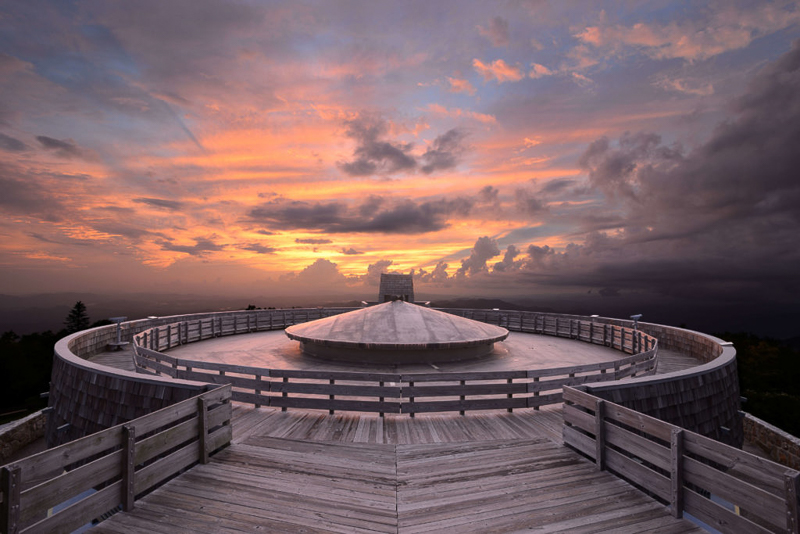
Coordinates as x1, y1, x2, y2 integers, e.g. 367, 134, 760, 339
447, 77, 476, 96
472, 59, 525, 83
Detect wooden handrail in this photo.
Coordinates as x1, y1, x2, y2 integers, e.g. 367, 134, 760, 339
563, 385, 800, 534
0, 385, 232, 534
131, 311, 658, 416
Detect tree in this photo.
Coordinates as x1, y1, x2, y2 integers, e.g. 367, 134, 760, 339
64, 301, 91, 333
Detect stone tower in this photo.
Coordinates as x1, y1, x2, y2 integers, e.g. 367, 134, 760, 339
378, 273, 414, 303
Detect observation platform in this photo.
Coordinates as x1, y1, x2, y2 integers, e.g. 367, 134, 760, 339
84, 329, 704, 533
23, 307, 779, 534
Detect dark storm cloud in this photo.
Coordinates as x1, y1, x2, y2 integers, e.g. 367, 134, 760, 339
248, 196, 474, 234
493, 244, 520, 272
338, 117, 468, 177
535, 39, 800, 306
457, 236, 500, 277
133, 197, 184, 210
0, 133, 28, 152
0, 164, 65, 222
477, 185, 499, 204
421, 129, 467, 174
36, 136, 84, 158
477, 16, 510, 47
338, 116, 416, 176
159, 238, 224, 256
514, 188, 546, 213
242, 243, 277, 254
295, 238, 332, 244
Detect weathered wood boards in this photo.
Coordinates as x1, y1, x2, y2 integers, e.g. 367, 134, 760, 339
91, 433, 703, 534
562, 386, 800, 534
0, 386, 232, 534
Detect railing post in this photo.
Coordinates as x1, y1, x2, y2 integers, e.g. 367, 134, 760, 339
198, 397, 209, 464
533, 377, 540, 411
282, 377, 288, 412
254, 374, 261, 408
460, 380, 466, 415
122, 424, 136, 512
379, 381, 385, 418
234, 315, 238, 333
671, 429, 685, 518
329, 379, 335, 415
594, 399, 605, 471
786, 470, 800, 534
507, 378, 513, 413
409, 380, 415, 418
167, 324, 172, 348
1, 465, 20, 534
199, 319, 203, 339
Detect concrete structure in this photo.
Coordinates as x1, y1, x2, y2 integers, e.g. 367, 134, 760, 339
379, 273, 414, 302
285, 300, 509, 363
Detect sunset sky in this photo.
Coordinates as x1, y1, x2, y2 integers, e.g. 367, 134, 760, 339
1, 1, 799, 332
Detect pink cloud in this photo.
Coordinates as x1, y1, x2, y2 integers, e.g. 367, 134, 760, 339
576, 4, 800, 62
472, 59, 525, 83
426, 103, 496, 124
447, 77, 477, 96
529, 63, 553, 79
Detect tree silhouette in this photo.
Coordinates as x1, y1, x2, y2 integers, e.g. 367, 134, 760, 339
64, 301, 91, 333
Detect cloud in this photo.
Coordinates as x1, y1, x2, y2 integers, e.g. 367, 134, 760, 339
341, 247, 363, 255
35, 136, 84, 158
0, 133, 28, 152
576, 4, 800, 62
655, 76, 714, 96
529, 63, 553, 79
249, 195, 474, 234
477, 16, 510, 47
493, 244, 521, 272
338, 116, 416, 176
295, 238, 332, 244
477, 185, 499, 204
289, 258, 349, 287
416, 261, 450, 284
447, 77, 476, 96
364, 259, 394, 285
472, 59, 525, 83
242, 243, 277, 254
133, 197, 184, 210
425, 103, 496, 124
421, 129, 468, 174
0, 164, 65, 221
159, 238, 225, 256
457, 236, 500, 277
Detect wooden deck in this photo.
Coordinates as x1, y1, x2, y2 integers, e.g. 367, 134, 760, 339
89, 406, 703, 533
83, 335, 706, 532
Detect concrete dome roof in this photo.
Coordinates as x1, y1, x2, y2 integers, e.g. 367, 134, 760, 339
285, 301, 508, 363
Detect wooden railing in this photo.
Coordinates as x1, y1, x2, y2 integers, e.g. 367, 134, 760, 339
131, 313, 658, 415
563, 386, 800, 534
0, 385, 231, 534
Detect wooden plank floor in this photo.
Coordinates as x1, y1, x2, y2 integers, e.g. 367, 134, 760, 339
90, 407, 703, 533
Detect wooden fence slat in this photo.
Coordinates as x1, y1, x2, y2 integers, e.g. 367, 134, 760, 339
198, 397, 209, 465
122, 425, 135, 512
22, 481, 121, 534
1, 466, 20, 534
786, 471, 800, 534
594, 399, 605, 471
683, 456, 785, 529
684, 490, 771, 534
670, 428, 684, 518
